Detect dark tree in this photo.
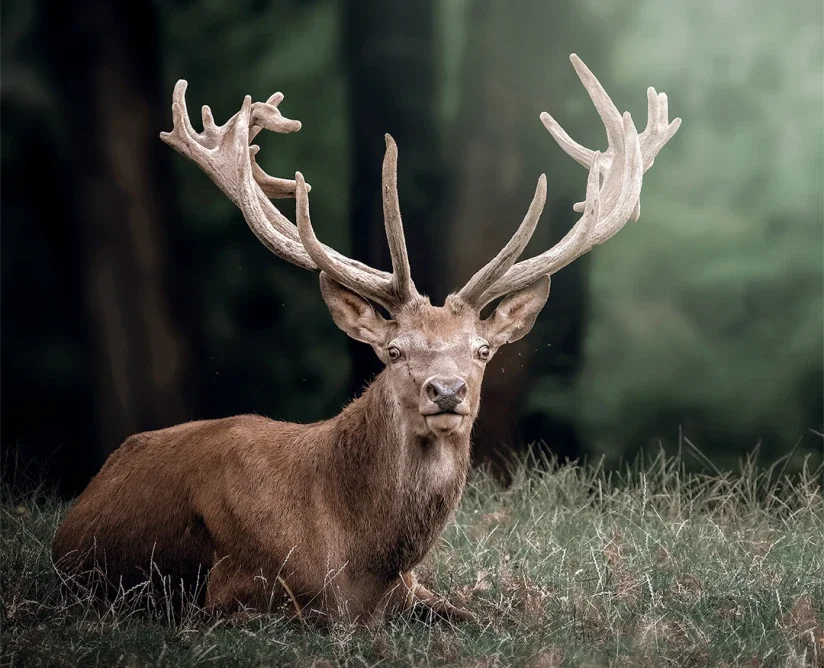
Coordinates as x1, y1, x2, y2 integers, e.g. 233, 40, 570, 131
31, 0, 190, 490
447, 1, 606, 473
343, 0, 449, 393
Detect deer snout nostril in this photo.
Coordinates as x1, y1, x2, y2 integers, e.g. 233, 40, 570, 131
424, 376, 468, 412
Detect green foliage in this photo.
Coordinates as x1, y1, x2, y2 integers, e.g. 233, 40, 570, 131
529, 0, 824, 460
1, 0, 821, 473
3, 453, 823, 666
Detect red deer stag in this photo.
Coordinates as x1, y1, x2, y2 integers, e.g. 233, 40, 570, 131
53, 55, 680, 624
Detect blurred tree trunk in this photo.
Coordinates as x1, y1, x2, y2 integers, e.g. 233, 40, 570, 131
448, 1, 605, 473
42, 0, 190, 465
343, 0, 448, 392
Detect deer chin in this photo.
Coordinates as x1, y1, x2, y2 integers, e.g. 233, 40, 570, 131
424, 413, 465, 435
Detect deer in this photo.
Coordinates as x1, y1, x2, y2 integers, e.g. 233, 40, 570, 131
52, 55, 680, 625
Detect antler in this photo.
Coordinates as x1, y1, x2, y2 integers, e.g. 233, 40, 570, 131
161, 81, 421, 312
455, 54, 681, 309
292, 135, 420, 310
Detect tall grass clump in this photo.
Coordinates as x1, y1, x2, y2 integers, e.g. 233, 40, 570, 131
2, 447, 822, 667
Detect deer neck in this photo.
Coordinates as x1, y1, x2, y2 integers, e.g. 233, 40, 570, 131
324, 369, 472, 532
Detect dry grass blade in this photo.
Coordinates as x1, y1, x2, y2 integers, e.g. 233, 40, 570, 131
2, 448, 822, 667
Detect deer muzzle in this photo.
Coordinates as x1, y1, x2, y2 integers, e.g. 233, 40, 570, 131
421, 376, 469, 416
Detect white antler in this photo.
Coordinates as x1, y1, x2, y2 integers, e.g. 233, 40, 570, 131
455, 54, 681, 309
161, 81, 422, 312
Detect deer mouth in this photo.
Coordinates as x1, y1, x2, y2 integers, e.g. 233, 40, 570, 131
423, 410, 468, 435
421, 406, 470, 417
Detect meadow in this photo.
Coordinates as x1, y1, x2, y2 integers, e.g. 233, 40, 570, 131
2, 447, 822, 667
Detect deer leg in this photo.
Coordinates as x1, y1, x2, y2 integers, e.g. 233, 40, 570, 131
380, 571, 474, 623
205, 568, 254, 615
204, 561, 285, 616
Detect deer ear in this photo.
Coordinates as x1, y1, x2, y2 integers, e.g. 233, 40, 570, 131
484, 276, 550, 348
319, 272, 389, 345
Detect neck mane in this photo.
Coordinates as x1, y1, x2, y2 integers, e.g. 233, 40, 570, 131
318, 370, 472, 573
330, 369, 473, 467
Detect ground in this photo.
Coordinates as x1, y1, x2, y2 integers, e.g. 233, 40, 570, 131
2, 450, 822, 667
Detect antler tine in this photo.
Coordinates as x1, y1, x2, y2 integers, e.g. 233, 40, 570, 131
249, 91, 315, 199
295, 169, 418, 312
292, 135, 423, 312
462, 55, 678, 309
455, 175, 547, 308
382, 135, 417, 303
570, 54, 625, 150
232, 99, 314, 270
640, 86, 682, 170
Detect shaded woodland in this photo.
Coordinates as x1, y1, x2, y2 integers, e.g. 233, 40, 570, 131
2, 0, 822, 495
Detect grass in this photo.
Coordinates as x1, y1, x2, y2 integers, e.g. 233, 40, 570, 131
2, 449, 823, 667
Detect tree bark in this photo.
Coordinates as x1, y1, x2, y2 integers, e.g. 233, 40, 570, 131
42, 0, 191, 460
343, 0, 449, 393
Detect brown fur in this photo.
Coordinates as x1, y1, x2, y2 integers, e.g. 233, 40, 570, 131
52, 282, 549, 624
61, 57, 679, 624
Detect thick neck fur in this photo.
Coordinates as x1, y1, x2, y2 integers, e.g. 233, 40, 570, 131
319, 371, 472, 579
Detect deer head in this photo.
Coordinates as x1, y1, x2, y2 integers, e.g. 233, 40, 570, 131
160, 54, 681, 441
52, 54, 681, 627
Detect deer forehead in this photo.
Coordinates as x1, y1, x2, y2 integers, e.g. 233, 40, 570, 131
394, 331, 478, 354
391, 307, 482, 348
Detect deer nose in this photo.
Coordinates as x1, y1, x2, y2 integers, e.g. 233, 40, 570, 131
424, 376, 468, 412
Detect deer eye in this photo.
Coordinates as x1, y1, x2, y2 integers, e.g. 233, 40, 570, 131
387, 346, 402, 362
477, 345, 491, 361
